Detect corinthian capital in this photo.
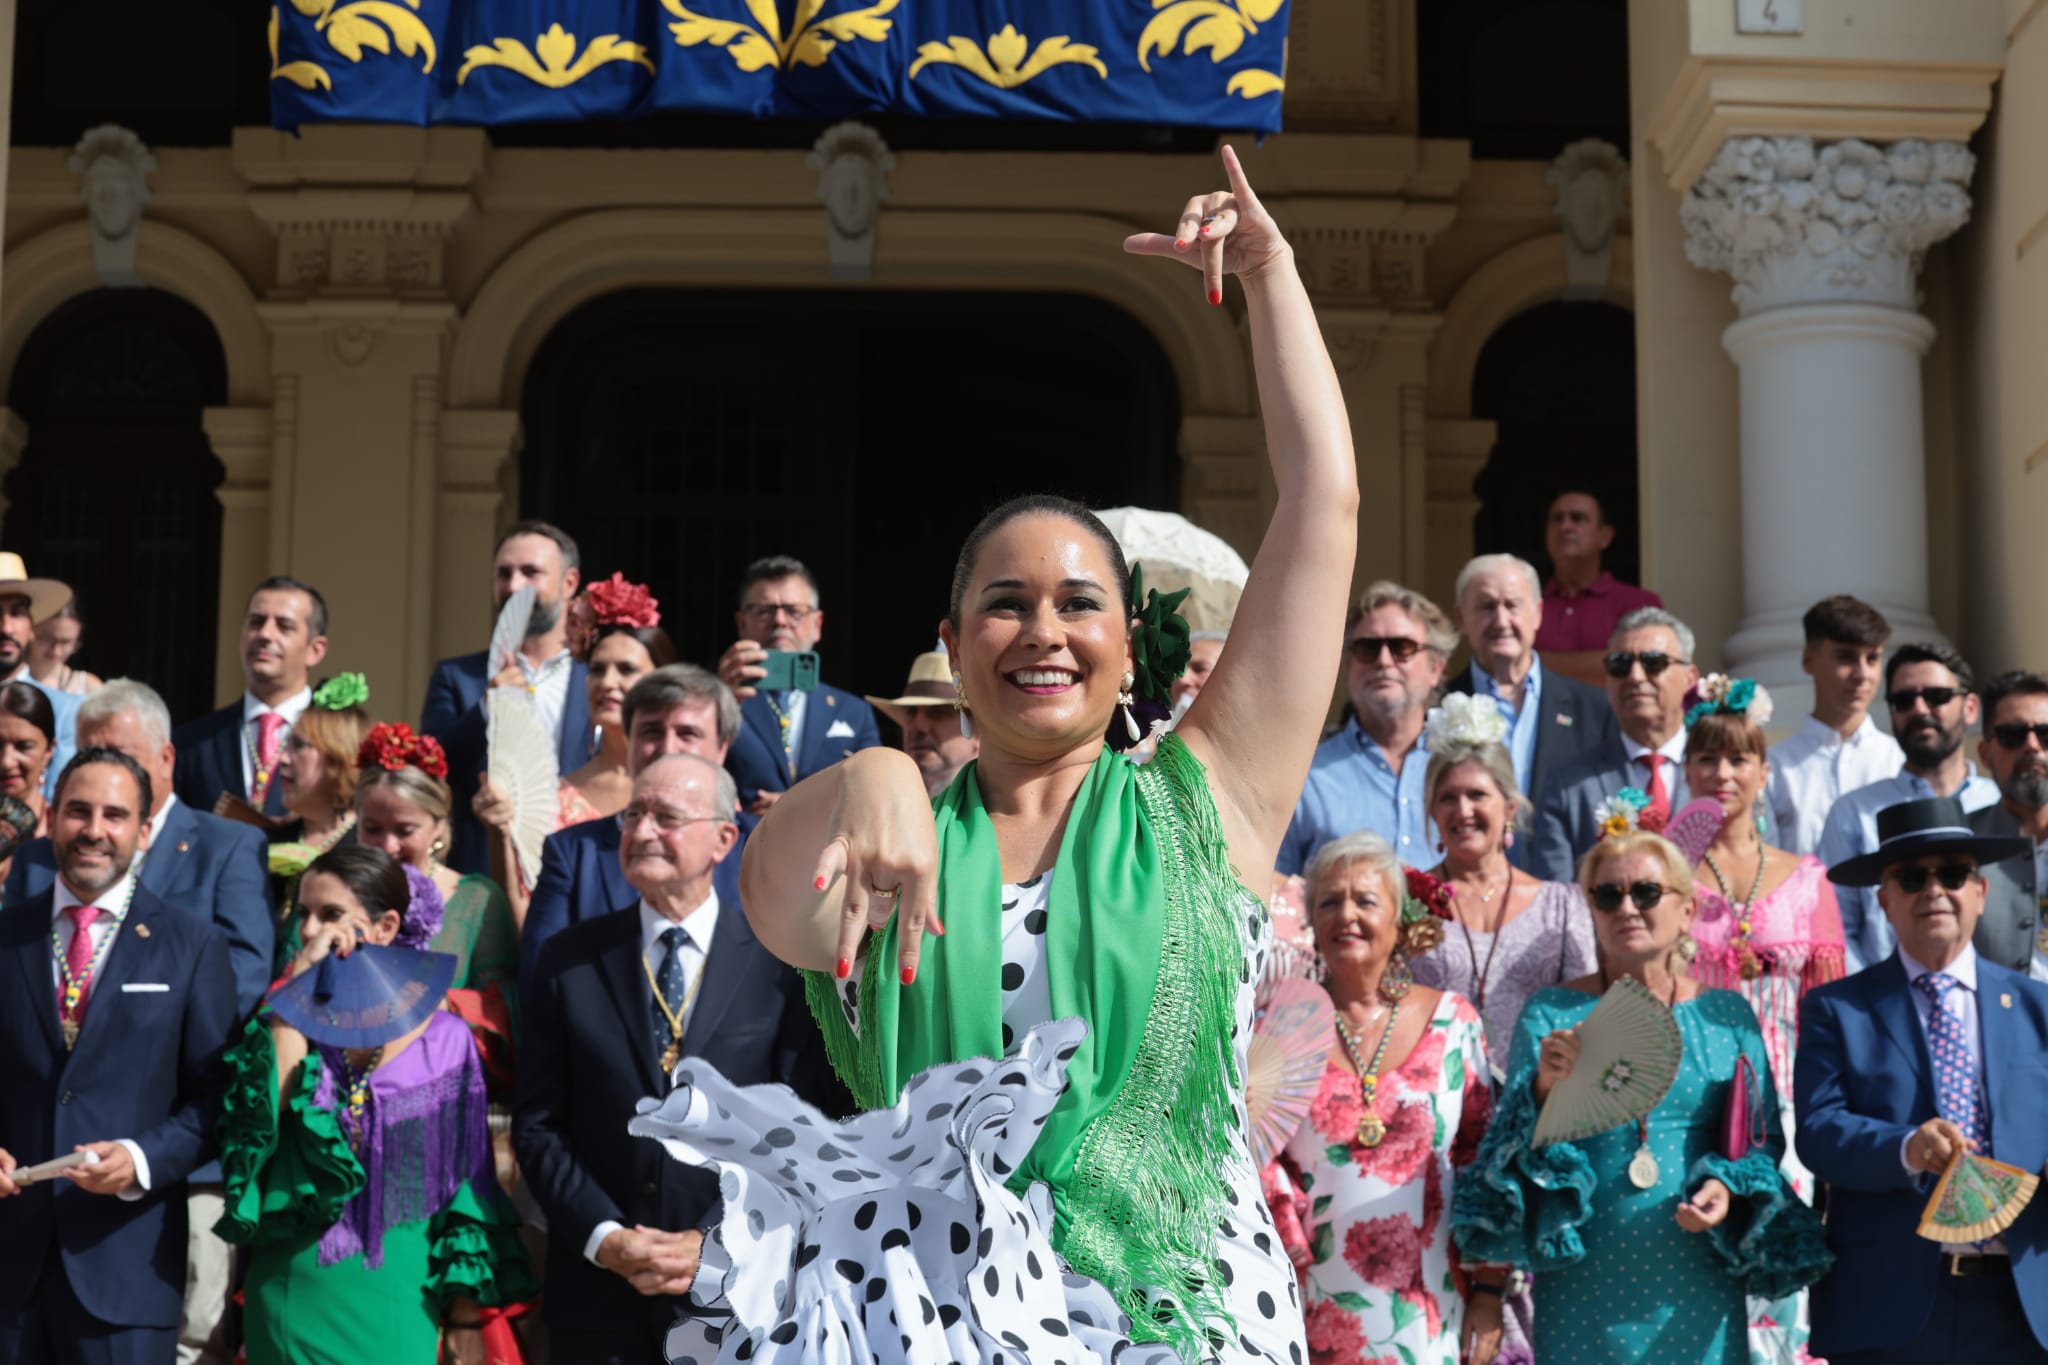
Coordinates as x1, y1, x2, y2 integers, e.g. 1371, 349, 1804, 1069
1681, 137, 1973, 314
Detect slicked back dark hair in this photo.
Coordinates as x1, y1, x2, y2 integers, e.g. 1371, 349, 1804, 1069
1802, 595, 1890, 649
1885, 641, 1974, 695
250, 576, 330, 639
947, 495, 1131, 628
0, 680, 56, 745
56, 744, 152, 816
496, 520, 580, 573
302, 843, 411, 926
1979, 670, 2048, 735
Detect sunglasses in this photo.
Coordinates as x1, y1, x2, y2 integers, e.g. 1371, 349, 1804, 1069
1603, 651, 1687, 680
1887, 686, 1960, 712
1886, 863, 1977, 894
1588, 881, 1675, 913
1990, 722, 2048, 750
1347, 636, 1425, 664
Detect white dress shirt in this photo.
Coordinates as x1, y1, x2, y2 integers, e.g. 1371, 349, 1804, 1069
1896, 945, 2001, 1254
240, 688, 313, 797
517, 651, 575, 750
582, 889, 720, 1267
52, 869, 152, 1197
1767, 714, 1904, 856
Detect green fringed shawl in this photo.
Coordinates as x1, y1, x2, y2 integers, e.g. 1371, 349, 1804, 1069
803, 735, 1247, 1361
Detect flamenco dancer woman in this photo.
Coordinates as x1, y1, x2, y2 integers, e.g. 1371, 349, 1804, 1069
632, 148, 1355, 1365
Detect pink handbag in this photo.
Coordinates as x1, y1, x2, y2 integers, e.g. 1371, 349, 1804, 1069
1721, 1054, 1768, 1160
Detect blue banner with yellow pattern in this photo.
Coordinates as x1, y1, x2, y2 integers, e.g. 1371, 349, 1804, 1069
269, 1, 1289, 131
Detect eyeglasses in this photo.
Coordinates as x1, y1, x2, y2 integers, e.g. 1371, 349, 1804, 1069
619, 805, 727, 834
1603, 651, 1688, 679
742, 602, 814, 623
1887, 686, 1960, 713
1588, 881, 1675, 913
1347, 636, 1426, 664
1990, 722, 2048, 750
1886, 863, 1976, 894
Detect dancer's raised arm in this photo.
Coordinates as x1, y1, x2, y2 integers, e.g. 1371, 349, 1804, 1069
1125, 145, 1359, 870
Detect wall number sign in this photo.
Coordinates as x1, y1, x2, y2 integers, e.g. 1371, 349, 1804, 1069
1736, 0, 1803, 34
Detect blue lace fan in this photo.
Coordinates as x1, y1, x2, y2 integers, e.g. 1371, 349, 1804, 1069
268, 943, 456, 1048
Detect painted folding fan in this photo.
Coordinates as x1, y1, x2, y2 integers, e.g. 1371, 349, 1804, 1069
1532, 975, 1683, 1147
1246, 977, 1337, 1167
1917, 1149, 2040, 1243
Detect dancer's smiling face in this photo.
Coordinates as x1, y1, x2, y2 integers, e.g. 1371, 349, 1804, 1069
943, 513, 1135, 760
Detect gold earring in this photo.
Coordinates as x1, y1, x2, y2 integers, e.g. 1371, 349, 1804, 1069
952, 670, 972, 740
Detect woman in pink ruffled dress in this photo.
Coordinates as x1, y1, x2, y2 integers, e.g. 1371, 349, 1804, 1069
1682, 676, 1845, 1365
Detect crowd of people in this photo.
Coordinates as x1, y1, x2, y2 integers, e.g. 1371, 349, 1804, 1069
0, 147, 2043, 1365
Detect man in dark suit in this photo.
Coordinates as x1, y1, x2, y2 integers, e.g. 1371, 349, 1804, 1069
1529, 607, 1701, 881
1966, 669, 2048, 972
522, 664, 748, 985
6, 680, 270, 1364
516, 754, 845, 1364
1440, 554, 1616, 847
421, 520, 590, 876
715, 555, 878, 816
1797, 797, 2048, 1363
171, 576, 329, 819
0, 747, 237, 1365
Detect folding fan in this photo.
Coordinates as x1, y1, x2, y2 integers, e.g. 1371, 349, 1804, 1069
1918, 1149, 2040, 1243
268, 942, 457, 1049
1662, 798, 1726, 866
489, 585, 537, 677
1532, 976, 1684, 1147
1246, 977, 1337, 1167
485, 686, 559, 890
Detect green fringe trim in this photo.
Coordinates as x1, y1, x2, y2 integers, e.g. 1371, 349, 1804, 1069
802, 940, 885, 1110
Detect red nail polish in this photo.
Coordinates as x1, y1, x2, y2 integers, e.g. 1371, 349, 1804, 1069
835, 958, 852, 980
814, 875, 828, 891
1199, 224, 1212, 235
1208, 289, 1223, 306
1174, 238, 1187, 249
900, 965, 917, 986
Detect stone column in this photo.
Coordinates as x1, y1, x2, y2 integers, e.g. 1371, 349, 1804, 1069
1681, 136, 1973, 691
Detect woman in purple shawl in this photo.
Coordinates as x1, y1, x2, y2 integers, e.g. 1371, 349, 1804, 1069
216, 844, 534, 1365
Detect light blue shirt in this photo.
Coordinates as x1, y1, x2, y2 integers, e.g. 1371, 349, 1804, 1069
1471, 659, 1542, 797
1278, 716, 1443, 875
1817, 767, 2000, 972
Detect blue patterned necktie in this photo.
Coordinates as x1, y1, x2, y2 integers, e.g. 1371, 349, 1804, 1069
1914, 971, 1990, 1155
652, 925, 689, 1070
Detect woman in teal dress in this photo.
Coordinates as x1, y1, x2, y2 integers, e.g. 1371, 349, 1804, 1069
1450, 829, 1832, 1365
216, 844, 534, 1365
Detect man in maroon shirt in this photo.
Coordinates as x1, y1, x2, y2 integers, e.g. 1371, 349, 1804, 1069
1534, 488, 1663, 687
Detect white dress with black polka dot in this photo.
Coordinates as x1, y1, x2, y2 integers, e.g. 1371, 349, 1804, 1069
638, 875, 1306, 1365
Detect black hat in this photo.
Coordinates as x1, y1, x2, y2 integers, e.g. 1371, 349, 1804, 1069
1825, 796, 2030, 888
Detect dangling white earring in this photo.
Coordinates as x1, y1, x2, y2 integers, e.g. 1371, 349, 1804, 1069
952, 670, 973, 739
1118, 671, 1141, 743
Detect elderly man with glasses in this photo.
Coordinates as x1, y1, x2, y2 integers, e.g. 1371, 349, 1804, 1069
1527, 606, 1702, 881
1818, 643, 2000, 973
1794, 796, 2048, 1364
716, 555, 878, 818
1276, 580, 1452, 875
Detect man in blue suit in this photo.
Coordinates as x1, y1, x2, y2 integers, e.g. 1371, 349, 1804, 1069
1796, 796, 2048, 1363
522, 664, 749, 985
5, 680, 270, 1364
421, 520, 590, 876
0, 747, 237, 1365
171, 576, 329, 819
515, 754, 845, 1364
715, 555, 878, 816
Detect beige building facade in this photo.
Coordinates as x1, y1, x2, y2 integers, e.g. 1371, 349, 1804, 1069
0, 0, 2038, 723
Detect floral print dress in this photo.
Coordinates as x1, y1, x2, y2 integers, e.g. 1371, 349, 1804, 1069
1264, 991, 1494, 1365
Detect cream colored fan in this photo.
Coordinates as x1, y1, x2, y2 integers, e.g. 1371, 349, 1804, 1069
1246, 977, 1337, 1167
1532, 976, 1683, 1147
485, 686, 558, 890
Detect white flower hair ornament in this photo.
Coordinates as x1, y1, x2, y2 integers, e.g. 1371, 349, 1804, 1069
1423, 692, 1511, 753
1684, 674, 1774, 729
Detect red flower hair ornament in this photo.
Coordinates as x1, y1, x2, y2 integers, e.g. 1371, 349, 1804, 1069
357, 722, 449, 781
1399, 866, 1455, 955
567, 574, 661, 660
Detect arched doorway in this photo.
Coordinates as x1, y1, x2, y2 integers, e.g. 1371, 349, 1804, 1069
4, 287, 228, 721
520, 289, 1182, 699
1469, 299, 1640, 584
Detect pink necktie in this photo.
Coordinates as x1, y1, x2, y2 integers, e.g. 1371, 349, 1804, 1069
61, 904, 100, 1023
1639, 754, 1670, 824
252, 711, 286, 802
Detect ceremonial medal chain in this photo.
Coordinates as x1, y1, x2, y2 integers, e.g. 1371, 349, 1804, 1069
51, 874, 142, 1049
761, 692, 798, 781
244, 719, 278, 801
642, 942, 709, 1075
1335, 1002, 1402, 1149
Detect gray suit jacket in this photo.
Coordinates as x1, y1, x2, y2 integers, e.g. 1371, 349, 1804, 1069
1966, 803, 2041, 972
1441, 664, 1619, 810
1528, 736, 1694, 883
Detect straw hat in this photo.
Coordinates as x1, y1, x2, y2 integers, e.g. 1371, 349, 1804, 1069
0, 553, 72, 624
866, 650, 955, 729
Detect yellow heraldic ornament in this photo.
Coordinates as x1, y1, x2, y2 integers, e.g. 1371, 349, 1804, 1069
661, 0, 898, 73
271, 0, 436, 91
910, 24, 1108, 89
269, 7, 333, 90
457, 23, 655, 87
1138, 0, 1286, 98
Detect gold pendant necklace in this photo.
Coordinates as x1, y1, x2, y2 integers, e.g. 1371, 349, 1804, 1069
1334, 1001, 1403, 1148
643, 935, 709, 1076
